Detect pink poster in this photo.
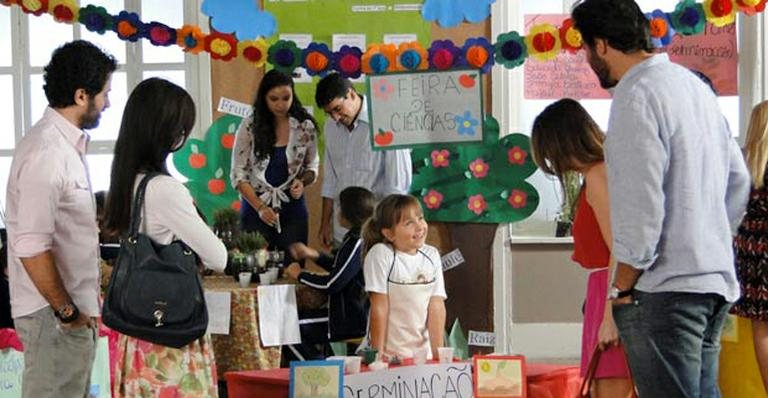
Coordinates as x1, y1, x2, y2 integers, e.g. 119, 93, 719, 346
523, 15, 737, 99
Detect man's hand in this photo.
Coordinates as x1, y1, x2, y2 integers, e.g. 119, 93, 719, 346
60, 312, 93, 330
318, 222, 333, 249
285, 263, 302, 280
289, 242, 318, 261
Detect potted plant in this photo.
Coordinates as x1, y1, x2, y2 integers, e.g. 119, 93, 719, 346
235, 231, 268, 272
213, 208, 240, 249
555, 171, 582, 237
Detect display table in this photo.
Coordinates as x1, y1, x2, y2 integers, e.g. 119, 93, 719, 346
203, 275, 326, 374
225, 361, 580, 398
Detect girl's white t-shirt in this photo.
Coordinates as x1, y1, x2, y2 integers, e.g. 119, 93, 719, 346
364, 243, 447, 298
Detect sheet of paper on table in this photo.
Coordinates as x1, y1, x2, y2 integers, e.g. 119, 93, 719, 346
258, 284, 301, 346
205, 291, 232, 335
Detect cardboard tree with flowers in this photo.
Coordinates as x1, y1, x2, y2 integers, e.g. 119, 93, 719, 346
410, 116, 539, 223
172, 114, 243, 225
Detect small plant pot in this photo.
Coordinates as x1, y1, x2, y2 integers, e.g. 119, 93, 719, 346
555, 221, 572, 237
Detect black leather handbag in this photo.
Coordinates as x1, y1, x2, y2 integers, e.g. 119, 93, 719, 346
102, 173, 208, 349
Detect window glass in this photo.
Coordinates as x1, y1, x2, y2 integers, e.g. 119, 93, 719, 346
28, 15, 73, 67
142, 70, 186, 89
141, 0, 184, 64
0, 7, 11, 67
0, 156, 11, 224
0, 75, 14, 149
87, 154, 114, 193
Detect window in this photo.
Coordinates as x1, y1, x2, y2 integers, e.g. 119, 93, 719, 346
494, 0, 748, 238
0, 0, 211, 215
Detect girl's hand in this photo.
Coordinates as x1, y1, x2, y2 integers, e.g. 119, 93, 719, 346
258, 205, 279, 226
289, 242, 317, 261
285, 262, 302, 280
597, 312, 620, 350
289, 179, 304, 199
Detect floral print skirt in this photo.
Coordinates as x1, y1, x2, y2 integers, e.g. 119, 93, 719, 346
113, 333, 218, 398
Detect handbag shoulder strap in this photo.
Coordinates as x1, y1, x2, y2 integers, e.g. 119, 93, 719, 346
128, 172, 161, 239
579, 345, 602, 398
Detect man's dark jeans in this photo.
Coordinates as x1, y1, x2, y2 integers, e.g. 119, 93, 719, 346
613, 290, 730, 398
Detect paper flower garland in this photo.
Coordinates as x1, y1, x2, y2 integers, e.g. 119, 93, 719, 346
113, 11, 143, 42
302, 42, 333, 76
428, 40, 462, 70
178, 24, 206, 54
268, 39, 302, 74
397, 42, 428, 71
238, 38, 269, 68
48, 0, 77, 23
646, 10, 676, 47
462, 37, 494, 74
704, 0, 737, 26
205, 31, 237, 61
145, 22, 176, 46
736, 0, 767, 15
362, 44, 397, 74
79, 5, 112, 34
671, 0, 707, 35
559, 18, 582, 54
333, 45, 363, 79
526, 23, 561, 61
494, 32, 527, 69
20, 0, 47, 16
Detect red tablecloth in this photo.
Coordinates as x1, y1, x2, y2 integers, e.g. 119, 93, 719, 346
225, 362, 581, 398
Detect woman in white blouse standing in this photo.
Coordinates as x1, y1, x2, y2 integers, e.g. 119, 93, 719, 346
231, 70, 319, 263
103, 78, 227, 397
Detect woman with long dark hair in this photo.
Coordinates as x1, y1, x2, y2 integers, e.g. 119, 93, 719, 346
103, 78, 226, 397
231, 70, 319, 261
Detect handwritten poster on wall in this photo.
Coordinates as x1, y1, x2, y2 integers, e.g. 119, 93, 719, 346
367, 69, 484, 150
523, 15, 737, 99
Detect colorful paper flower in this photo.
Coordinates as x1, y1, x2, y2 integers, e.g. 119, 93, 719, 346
455, 111, 479, 136
494, 31, 527, 69
333, 45, 363, 79
397, 42, 428, 71
646, 10, 676, 48
177, 25, 206, 54
467, 194, 487, 215
507, 146, 527, 165
559, 18, 582, 54
238, 38, 269, 68
20, 0, 48, 15
670, 0, 706, 36
469, 158, 490, 179
526, 23, 561, 62
361, 44, 397, 74
736, 0, 767, 15
431, 149, 450, 168
371, 78, 394, 101
423, 190, 444, 210
703, 0, 736, 27
48, 0, 77, 23
79, 4, 113, 34
144, 22, 176, 46
508, 190, 528, 209
462, 37, 495, 74
268, 39, 302, 74
113, 11, 143, 42
302, 42, 333, 76
428, 40, 462, 70
205, 31, 237, 61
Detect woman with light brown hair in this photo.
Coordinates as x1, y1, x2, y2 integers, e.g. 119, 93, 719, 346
731, 100, 768, 393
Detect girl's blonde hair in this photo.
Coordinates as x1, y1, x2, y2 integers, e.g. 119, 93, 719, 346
744, 100, 768, 188
362, 194, 421, 253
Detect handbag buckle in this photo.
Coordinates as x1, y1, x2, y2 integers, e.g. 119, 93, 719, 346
153, 310, 164, 327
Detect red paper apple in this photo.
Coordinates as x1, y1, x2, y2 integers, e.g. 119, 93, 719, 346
374, 128, 394, 146
208, 168, 226, 195
220, 133, 235, 149
459, 73, 477, 88
188, 144, 206, 169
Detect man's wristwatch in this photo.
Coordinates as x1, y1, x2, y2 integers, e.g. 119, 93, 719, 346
607, 285, 633, 301
54, 302, 80, 323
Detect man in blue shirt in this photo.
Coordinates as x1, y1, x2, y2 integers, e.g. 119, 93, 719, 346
572, 1, 750, 396
315, 73, 412, 248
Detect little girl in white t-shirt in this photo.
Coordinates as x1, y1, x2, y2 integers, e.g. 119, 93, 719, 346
362, 194, 447, 360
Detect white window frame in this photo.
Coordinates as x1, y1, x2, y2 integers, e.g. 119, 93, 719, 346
3, 0, 211, 158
